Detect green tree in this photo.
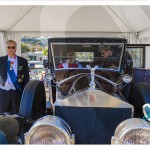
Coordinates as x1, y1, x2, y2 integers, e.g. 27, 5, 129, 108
21, 44, 31, 53
43, 47, 48, 56
37, 46, 43, 51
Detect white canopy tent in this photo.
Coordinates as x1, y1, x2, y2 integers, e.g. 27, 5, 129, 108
1, 5, 150, 56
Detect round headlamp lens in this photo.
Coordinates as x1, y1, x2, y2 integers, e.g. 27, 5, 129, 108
123, 129, 150, 144
123, 74, 132, 83
30, 125, 67, 144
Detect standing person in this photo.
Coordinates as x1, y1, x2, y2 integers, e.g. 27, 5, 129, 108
0, 40, 29, 113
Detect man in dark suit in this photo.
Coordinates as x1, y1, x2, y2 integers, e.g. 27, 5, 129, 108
0, 40, 29, 113
90, 46, 120, 68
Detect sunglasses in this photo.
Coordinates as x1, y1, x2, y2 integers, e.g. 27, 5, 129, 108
7, 46, 16, 49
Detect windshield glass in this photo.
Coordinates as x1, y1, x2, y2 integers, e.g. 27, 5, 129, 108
51, 43, 124, 71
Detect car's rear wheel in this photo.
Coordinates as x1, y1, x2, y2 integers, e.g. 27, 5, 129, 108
129, 82, 150, 118
19, 80, 46, 120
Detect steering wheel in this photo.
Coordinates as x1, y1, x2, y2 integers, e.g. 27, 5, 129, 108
67, 73, 104, 95
66, 72, 117, 95
90, 59, 117, 69
63, 70, 77, 79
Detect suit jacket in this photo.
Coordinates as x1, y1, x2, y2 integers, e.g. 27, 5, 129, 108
0, 55, 29, 92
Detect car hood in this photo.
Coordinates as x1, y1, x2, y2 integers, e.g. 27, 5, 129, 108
55, 89, 133, 109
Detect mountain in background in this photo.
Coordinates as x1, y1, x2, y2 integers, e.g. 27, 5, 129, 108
21, 36, 48, 47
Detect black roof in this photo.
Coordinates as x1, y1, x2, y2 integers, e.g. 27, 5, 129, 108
48, 37, 127, 44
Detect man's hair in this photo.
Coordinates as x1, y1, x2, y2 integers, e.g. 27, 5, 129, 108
67, 50, 75, 56
6, 40, 17, 46
98, 45, 111, 52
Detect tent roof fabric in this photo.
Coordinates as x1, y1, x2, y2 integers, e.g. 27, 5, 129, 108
0, 5, 150, 35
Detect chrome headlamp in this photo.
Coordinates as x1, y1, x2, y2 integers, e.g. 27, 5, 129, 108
25, 115, 75, 144
111, 118, 150, 144
123, 74, 132, 84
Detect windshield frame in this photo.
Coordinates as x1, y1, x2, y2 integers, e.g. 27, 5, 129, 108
48, 37, 126, 73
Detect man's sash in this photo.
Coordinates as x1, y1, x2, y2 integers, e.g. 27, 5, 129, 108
7, 61, 22, 92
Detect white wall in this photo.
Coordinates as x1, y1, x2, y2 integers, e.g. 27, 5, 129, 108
139, 30, 150, 44
0, 32, 6, 56
137, 31, 150, 68
145, 46, 150, 69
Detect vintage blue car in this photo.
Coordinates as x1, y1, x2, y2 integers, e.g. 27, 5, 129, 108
1, 37, 150, 144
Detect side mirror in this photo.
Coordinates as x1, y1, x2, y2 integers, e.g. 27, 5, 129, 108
44, 73, 53, 82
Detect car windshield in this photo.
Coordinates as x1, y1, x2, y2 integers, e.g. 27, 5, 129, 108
51, 42, 124, 72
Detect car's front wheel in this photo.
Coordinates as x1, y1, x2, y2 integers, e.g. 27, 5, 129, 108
19, 80, 46, 120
